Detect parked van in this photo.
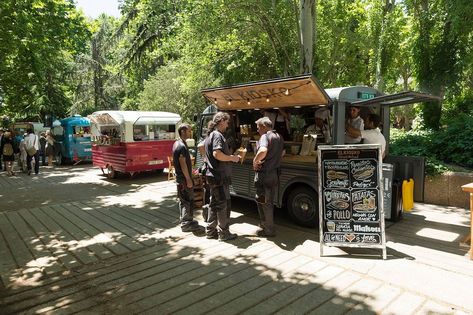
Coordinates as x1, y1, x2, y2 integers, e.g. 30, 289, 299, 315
198, 74, 439, 227
89, 110, 181, 178
51, 115, 92, 165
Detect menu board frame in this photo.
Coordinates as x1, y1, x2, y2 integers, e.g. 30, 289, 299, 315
318, 144, 387, 259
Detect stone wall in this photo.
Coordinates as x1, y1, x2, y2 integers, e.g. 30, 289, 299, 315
424, 172, 473, 209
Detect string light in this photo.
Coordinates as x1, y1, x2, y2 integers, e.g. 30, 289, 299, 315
206, 81, 311, 104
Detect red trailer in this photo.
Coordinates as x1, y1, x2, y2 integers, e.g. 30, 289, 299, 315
89, 110, 181, 178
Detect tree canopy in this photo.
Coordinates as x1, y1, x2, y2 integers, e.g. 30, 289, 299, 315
0, 0, 472, 130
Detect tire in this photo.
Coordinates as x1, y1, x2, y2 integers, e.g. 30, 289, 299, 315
55, 152, 63, 166
287, 186, 319, 228
107, 165, 116, 179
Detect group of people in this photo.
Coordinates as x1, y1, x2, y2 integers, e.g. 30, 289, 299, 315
171, 106, 387, 241
0, 128, 56, 176
172, 112, 284, 241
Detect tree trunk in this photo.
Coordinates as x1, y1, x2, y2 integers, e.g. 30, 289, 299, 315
299, 0, 315, 74
375, 0, 394, 92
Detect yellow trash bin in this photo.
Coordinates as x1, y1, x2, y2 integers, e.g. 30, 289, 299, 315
402, 178, 414, 211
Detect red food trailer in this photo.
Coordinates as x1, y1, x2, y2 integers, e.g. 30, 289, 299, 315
89, 110, 181, 178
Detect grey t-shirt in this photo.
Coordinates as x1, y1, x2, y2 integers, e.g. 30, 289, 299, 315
256, 130, 284, 172
204, 130, 232, 179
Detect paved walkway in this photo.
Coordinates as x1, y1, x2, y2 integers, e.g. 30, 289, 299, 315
0, 166, 471, 314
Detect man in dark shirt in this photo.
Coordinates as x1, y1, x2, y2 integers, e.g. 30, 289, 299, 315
253, 117, 285, 237
204, 112, 241, 241
172, 123, 204, 233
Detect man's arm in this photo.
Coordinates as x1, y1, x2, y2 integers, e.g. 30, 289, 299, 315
346, 122, 362, 138
253, 147, 268, 170
213, 150, 240, 163
179, 155, 193, 188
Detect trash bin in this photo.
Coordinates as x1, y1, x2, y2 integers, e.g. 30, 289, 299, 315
383, 163, 404, 221
382, 163, 394, 220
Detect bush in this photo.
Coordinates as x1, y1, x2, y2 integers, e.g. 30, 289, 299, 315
390, 114, 473, 175
390, 129, 449, 175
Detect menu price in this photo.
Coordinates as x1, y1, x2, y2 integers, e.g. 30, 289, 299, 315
319, 147, 385, 248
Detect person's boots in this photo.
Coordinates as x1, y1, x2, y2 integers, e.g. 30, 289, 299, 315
256, 205, 275, 237
217, 210, 236, 241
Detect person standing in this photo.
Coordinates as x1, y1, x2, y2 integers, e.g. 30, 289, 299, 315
39, 132, 47, 166
204, 112, 240, 241
306, 107, 332, 144
346, 113, 386, 158
1, 131, 16, 176
45, 130, 55, 166
24, 128, 40, 175
345, 106, 364, 143
0, 128, 4, 171
172, 123, 204, 233
252, 117, 284, 237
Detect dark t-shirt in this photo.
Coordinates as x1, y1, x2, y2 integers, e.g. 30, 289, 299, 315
204, 130, 231, 179
172, 139, 192, 184
256, 130, 284, 172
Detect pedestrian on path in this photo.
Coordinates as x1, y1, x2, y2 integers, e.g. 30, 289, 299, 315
172, 123, 205, 233
252, 117, 284, 237
24, 128, 40, 175
45, 130, 55, 166
1, 131, 17, 176
204, 112, 240, 241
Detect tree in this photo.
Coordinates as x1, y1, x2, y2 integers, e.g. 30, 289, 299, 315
0, 0, 90, 119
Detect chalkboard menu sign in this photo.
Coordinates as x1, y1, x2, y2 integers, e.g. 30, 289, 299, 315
318, 145, 386, 259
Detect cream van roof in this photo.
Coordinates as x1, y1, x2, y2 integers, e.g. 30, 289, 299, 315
89, 111, 181, 126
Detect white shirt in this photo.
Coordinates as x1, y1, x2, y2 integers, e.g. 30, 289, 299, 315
345, 116, 364, 143
361, 128, 386, 157
24, 133, 39, 150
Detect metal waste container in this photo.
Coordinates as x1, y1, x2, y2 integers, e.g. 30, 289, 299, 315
382, 163, 403, 221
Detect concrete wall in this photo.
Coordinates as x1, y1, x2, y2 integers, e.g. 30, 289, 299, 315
424, 172, 473, 209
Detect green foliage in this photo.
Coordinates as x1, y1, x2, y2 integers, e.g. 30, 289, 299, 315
0, 0, 91, 119
390, 129, 449, 175
390, 113, 473, 175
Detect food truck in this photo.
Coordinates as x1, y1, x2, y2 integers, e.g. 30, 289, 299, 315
89, 110, 181, 178
199, 74, 440, 227
12, 121, 47, 142
51, 115, 92, 165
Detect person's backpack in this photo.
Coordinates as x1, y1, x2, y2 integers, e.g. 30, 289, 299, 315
3, 143, 13, 156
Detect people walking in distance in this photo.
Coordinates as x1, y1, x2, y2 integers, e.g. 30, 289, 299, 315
172, 123, 205, 233
252, 117, 284, 237
18, 134, 27, 173
1, 131, 17, 176
39, 132, 47, 166
45, 130, 55, 166
24, 128, 40, 175
345, 106, 364, 143
0, 128, 4, 172
204, 112, 241, 241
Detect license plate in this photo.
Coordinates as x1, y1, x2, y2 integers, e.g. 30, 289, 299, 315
149, 159, 163, 165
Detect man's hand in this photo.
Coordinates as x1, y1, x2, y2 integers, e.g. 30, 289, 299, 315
231, 154, 241, 163
185, 177, 193, 189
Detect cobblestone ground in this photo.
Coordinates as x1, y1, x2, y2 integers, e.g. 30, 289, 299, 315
0, 165, 471, 314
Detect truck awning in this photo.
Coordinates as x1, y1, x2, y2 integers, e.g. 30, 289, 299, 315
350, 91, 441, 107
201, 74, 330, 110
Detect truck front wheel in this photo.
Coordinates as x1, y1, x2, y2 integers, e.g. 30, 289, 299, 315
287, 186, 318, 228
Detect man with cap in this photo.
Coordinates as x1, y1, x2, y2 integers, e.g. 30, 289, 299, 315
345, 106, 364, 143
306, 107, 332, 144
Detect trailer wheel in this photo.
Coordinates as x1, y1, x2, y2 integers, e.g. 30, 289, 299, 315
107, 165, 116, 179
287, 186, 318, 228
